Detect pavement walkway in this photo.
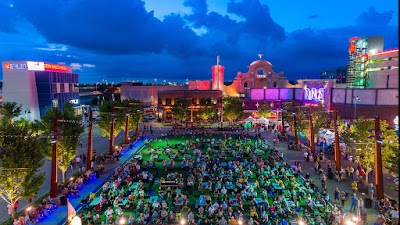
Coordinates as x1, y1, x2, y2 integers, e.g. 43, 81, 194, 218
258, 130, 398, 225
37, 138, 146, 225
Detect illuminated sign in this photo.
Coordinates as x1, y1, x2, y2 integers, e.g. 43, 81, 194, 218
44, 63, 68, 72
27, 61, 45, 71
304, 88, 324, 102
26, 61, 69, 72
69, 99, 79, 104
4, 63, 27, 70
349, 43, 355, 54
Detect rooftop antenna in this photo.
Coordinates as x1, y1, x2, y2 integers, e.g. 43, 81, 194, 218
258, 54, 263, 59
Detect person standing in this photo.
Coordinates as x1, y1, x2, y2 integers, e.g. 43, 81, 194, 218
361, 209, 368, 225
350, 194, 358, 212
341, 191, 348, 207
334, 187, 340, 204
351, 180, 358, 193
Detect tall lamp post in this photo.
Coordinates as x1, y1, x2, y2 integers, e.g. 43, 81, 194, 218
333, 109, 341, 171
86, 110, 93, 171
353, 96, 361, 119
124, 110, 130, 144
50, 99, 58, 198
308, 105, 315, 154
109, 105, 115, 155
374, 116, 384, 200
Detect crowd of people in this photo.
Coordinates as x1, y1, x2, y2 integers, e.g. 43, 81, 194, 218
71, 129, 372, 225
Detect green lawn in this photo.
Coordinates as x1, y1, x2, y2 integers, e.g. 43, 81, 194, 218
78, 134, 329, 224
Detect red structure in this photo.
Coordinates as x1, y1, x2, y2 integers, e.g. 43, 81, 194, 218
211, 56, 224, 91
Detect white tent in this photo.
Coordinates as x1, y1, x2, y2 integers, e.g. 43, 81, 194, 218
255, 117, 269, 124
245, 117, 255, 122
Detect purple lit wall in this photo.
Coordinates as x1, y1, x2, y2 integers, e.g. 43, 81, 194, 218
279, 89, 293, 100
265, 89, 279, 100
250, 89, 264, 100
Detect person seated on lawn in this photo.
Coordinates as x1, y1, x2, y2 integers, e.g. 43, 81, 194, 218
126, 194, 134, 208
115, 205, 123, 216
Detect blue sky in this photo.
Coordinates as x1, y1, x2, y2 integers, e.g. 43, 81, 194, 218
0, 0, 398, 84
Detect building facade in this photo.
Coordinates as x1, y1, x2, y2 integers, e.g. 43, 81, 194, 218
320, 66, 347, 83
158, 90, 222, 124
2, 61, 79, 121
225, 55, 288, 97
120, 83, 188, 106
346, 36, 384, 88
366, 49, 398, 88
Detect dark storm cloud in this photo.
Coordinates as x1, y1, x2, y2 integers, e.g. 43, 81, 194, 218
227, 0, 286, 41
12, 0, 200, 55
356, 7, 393, 27
308, 14, 319, 19
1, 0, 398, 82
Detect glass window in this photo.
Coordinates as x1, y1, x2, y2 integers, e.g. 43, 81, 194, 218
60, 83, 65, 93
52, 83, 57, 93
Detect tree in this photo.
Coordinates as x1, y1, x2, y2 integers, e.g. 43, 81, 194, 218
340, 117, 398, 183
199, 98, 215, 124
297, 106, 330, 144
97, 101, 126, 139
121, 99, 143, 139
0, 102, 22, 124
0, 122, 46, 219
223, 97, 243, 125
258, 103, 272, 118
40, 103, 85, 182
171, 98, 189, 126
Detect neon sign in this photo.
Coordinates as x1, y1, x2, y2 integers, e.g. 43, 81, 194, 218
69, 99, 79, 104
4, 63, 27, 70
26, 61, 69, 72
44, 63, 68, 72
304, 88, 324, 102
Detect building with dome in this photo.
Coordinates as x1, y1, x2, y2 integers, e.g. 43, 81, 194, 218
224, 54, 290, 97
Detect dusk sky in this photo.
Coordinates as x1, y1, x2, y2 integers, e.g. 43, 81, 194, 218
0, 0, 398, 84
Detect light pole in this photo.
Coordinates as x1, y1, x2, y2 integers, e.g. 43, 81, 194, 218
109, 105, 115, 155
50, 99, 58, 198
24, 110, 31, 120
353, 96, 361, 119
86, 110, 93, 171
333, 109, 341, 172
374, 116, 384, 200
124, 110, 130, 144
309, 105, 315, 154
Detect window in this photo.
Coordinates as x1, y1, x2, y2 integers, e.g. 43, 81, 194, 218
60, 83, 65, 93
273, 82, 277, 87
244, 82, 248, 88
69, 83, 74, 92
166, 98, 172, 105
52, 83, 57, 93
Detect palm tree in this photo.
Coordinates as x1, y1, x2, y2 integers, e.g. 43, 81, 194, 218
0, 102, 22, 124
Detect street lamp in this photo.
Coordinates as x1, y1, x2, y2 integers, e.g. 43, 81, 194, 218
50, 99, 58, 198
353, 96, 361, 119
24, 109, 31, 120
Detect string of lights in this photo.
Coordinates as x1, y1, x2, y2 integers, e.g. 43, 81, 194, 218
0, 134, 80, 138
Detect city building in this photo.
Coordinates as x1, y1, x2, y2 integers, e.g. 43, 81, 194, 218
157, 90, 222, 125
366, 49, 398, 88
224, 54, 288, 97
346, 36, 384, 88
1, 61, 79, 121
120, 83, 188, 105
320, 66, 347, 83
